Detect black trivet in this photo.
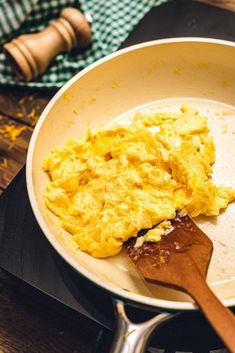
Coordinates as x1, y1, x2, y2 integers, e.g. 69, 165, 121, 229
1, 1, 235, 352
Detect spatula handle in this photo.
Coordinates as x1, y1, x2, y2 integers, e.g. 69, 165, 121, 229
188, 271, 235, 353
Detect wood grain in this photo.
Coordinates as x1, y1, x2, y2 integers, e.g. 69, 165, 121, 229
0, 88, 51, 193
0, 115, 32, 188
0, 88, 51, 126
0, 269, 101, 353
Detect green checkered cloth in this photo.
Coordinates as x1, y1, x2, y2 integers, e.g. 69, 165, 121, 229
0, 0, 167, 88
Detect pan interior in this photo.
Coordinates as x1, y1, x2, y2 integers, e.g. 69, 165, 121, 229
29, 40, 235, 308
41, 97, 235, 304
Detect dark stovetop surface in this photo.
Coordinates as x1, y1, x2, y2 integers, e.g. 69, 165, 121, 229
1, 1, 235, 352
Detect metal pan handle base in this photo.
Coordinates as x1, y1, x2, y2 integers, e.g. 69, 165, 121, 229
109, 299, 176, 353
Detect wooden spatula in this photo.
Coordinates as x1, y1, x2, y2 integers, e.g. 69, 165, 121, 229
124, 214, 235, 353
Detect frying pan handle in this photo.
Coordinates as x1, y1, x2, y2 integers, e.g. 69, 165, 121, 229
109, 299, 175, 353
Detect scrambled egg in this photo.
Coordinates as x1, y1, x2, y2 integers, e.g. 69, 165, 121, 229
43, 105, 235, 258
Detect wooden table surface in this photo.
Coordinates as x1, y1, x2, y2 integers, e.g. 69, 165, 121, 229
0, 1, 234, 352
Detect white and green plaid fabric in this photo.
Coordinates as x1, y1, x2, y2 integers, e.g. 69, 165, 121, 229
0, 0, 167, 88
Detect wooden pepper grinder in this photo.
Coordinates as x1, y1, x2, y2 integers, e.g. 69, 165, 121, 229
3, 7, 92, 82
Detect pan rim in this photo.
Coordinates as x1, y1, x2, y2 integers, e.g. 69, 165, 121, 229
26, 37, 235, 311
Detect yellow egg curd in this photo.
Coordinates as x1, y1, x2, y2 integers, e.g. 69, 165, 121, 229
43, 105, 235, 258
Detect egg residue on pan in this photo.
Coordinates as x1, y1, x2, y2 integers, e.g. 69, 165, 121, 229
42, 105, 235, 258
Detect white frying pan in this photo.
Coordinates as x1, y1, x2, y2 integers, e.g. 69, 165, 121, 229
26, 38, 235, 352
